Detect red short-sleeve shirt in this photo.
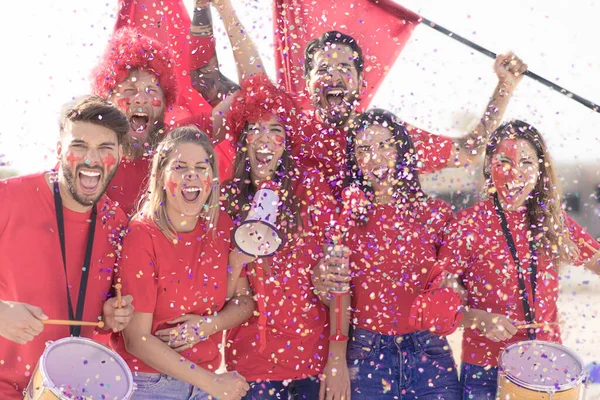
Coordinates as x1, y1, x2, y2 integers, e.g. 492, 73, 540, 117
347, 197, 454, 335
0, 173, 127, 398
290, 110, 453, 198
112, 210, 233, 374
439, 198, 600, 367
225, 169, 336, 381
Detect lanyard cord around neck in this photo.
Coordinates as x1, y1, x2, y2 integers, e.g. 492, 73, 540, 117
53, 181, 97, 336
492, 194, 537, 340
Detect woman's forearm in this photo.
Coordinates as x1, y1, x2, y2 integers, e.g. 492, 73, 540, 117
124, 332, 214, 389
212, 294, 256, 333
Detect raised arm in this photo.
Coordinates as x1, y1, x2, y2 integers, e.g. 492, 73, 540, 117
213, 0, 265, 80
190, 0, 240, 106
448, 52, 527, 167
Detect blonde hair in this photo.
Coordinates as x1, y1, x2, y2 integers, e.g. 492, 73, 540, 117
133, 126, 220, 241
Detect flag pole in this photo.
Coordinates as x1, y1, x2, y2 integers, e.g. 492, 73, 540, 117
369, 0, 600, 114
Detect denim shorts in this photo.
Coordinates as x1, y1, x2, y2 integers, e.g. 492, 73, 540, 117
132, 372, 211, 400
347, 327, 461, 399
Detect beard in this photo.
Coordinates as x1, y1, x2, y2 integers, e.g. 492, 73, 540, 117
61, 162, 118, 207
123, 119, 165, 159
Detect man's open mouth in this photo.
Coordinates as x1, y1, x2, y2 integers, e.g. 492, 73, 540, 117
325, 88, 346, 107
129, 113, 149, 134
78, 169, 102, 193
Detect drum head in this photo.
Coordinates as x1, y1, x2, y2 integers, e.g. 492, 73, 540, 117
42, 337, 133, 399
499, 340, 585, 392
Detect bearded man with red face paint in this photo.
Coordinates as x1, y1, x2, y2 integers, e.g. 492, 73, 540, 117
438, 120, 600, 399
0, 95, 134, 399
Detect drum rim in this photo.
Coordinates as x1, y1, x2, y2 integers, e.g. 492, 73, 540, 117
499, 340, 586, 392
40, 336, 134, 398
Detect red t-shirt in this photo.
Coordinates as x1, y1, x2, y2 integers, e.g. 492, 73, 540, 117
0, 173, 127, 398
439, 198, 600, 367
291, 109, 453, 197
225, 169, 335, 381
347, 197, 454, 335
112, 211, 233, 374
106, 158, 151, 218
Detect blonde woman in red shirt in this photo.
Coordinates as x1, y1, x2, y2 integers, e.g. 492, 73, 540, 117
113, 126, 255, 400
440, 120, 600, 399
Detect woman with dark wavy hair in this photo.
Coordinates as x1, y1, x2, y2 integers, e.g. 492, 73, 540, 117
440, 120, 600, 399
223, 74, 349, 400
342, 109, 463, 399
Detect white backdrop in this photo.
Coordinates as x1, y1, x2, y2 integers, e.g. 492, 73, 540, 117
0, 0, 598, 173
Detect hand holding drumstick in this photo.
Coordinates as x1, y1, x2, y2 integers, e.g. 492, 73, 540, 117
101, 282, 134, 333
42, 282, 128, 331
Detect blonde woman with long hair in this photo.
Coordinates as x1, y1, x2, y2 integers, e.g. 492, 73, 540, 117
112, 126, 255, 400
440, 120, 600, 399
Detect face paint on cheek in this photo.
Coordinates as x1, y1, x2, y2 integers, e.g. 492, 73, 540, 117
497, 139, 518, 161
200, 174, 211, 192
151, 98, 162, 108
117, 97, 131, 110
246, 133, 258, 144
102, 153, 117, 172
272, 135, 285, 147
166, 179, 178, 196
65, 152, 83, 170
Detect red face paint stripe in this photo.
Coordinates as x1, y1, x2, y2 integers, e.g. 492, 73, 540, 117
102, 153, 117, 171
117, 97, 131, 110
66, 152, 83, 170
166, 179, 178, 196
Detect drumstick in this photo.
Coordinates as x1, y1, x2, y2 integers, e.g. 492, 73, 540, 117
114, 283, 123, 309
516, 322, 558, 330
43, 320, 105, 328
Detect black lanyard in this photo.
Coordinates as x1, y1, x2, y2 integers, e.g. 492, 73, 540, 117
53, 182, 97, 336
492, 194, 537, 340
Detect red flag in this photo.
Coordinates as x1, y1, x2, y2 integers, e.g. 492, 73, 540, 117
114, 0, 214, 130
274, 0, 420, 109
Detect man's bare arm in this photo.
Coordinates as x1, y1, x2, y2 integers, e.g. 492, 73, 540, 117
190, 0, 240, 106
449, 52, 528, 167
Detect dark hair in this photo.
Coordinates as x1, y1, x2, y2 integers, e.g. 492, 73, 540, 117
484, 119, 577, 265
346, 108, 423, 202
224, 78, 301, 241
59, 95, 129, 144
304, 31, 364, 77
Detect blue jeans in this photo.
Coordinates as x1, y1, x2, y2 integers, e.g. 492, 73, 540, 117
460, 363, 498, 400
347, 328, 460, 399
132, 372, 211, 400
243, 377, 320, 400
